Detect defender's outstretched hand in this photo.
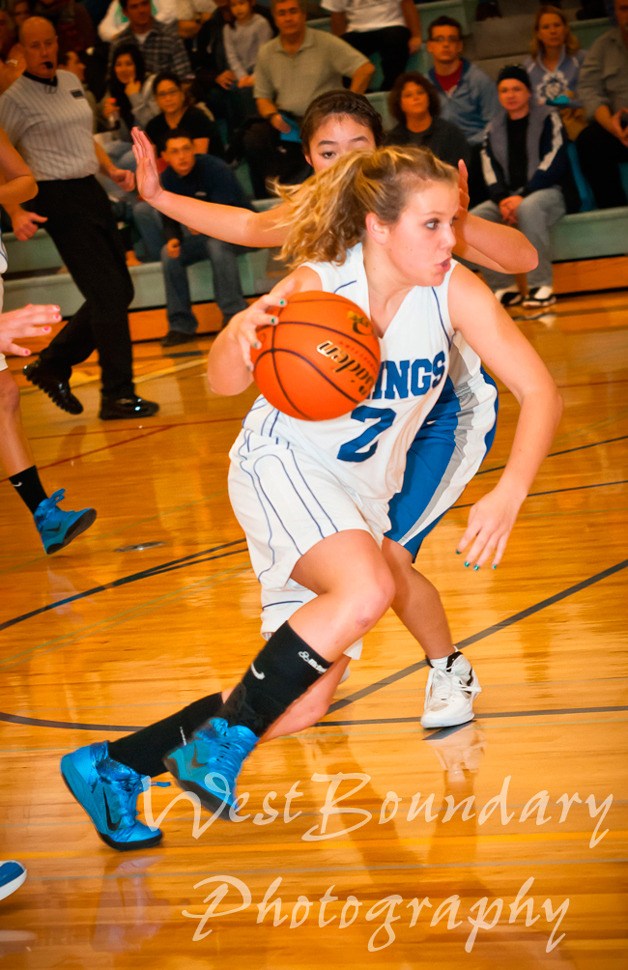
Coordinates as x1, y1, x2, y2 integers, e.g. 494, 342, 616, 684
131, 127, 162, 204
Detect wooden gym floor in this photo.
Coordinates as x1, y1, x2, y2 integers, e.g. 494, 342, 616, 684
0, 290, 626, 969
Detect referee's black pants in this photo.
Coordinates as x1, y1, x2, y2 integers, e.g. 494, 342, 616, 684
32, 176, 135, 398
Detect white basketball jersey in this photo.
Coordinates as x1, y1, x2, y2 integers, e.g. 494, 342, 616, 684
241, 243, 456, 506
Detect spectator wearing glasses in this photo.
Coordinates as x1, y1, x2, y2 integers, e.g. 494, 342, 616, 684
426, 15, 498, 203
146, 71, 224, 157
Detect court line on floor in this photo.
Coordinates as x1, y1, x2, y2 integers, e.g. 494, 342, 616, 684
0, 539, 248, 634
1, 464, 622, 626
1, 558, 625, 733
475, 433, 627, 477
0, 701, 626, 734
328, 558, 627, 714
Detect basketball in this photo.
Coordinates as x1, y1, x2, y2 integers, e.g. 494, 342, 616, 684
250, 291, 381, 421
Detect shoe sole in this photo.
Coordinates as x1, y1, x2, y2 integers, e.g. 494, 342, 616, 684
99, 407, 160, 420
45, 508, 97, 555
25, 369, 84, 415
163, 754, 235, 819
0, 868, 27, 901
60, 757, 163, 852
421, 711, 475, 730
500, 297, 523, 307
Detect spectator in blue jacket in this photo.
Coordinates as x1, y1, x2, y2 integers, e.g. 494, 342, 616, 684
158, 130, 252, 347
470, 64, 569, 310
426, 15, 498, 204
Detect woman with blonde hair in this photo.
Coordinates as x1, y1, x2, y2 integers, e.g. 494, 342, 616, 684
150, 144, 561, 815
525, 5, 586, 137
62, 146, 561, 829
59, 117, 548, 850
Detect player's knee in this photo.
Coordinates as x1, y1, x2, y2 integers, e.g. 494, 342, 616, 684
349, 570, 395, 631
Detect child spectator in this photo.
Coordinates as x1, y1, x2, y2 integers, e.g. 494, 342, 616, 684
224, 0, 272, 90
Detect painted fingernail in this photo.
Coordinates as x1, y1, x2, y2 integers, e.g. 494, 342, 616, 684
455, 549, 461, 555
278, 298, 286, 306
473, 564, 480, 572
492, 564, 498, 570
464, 561, 470, 568
270, 316, 277, 324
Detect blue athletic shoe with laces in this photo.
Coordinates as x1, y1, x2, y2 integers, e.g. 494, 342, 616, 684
163, 717, 258, 817
0, 860, 27, 901
60, 742, 163, 851
34, 489, 96, 554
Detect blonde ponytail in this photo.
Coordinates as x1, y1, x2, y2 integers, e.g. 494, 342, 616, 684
275, 145, 458, 269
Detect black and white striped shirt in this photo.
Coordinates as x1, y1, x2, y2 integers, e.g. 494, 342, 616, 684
0, 71, 98, 182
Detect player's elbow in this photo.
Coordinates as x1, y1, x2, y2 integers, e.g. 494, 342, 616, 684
20, 176, 38, 204
521, 239, 539, 273
207, 370, 252, 396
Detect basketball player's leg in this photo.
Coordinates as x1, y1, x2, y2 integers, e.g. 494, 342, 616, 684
59, 654, 353, 851
60, 443, 391, 845
0, 365, 95, 553
164, 527, 395, 814
384, 380, 497, 727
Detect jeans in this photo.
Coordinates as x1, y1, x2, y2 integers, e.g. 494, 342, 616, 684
576, 122, 628, 209
470, 187, 566, 290
106, 138, 137, 172
161, 231, 248, 332
132, 201, 165, 262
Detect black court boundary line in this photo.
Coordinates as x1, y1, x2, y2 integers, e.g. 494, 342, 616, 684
0, 702, 625, 736
2, 470, 624, 634
321, 704, 628, 729
0, 539, 248, 634
0, 414, 244, 484
0, 425, 169, 484
327, 558, 627, 713
475, 433, 627, 477
0, 559, 624, 734
455, 478, 628, 509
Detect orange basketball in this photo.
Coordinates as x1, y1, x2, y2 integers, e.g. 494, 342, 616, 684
250, 291, 381, 421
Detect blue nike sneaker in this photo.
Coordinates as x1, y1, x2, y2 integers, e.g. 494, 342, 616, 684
0, 860, 27, 901
60, 742, 162, 851
34, 489, 96, 554
163, 717, 258, 817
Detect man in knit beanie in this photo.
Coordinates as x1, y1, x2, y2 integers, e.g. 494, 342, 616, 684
470, 63, 570, 309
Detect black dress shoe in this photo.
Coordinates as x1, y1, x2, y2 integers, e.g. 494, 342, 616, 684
23, 359, 83, 415
161, 330, 198, 348
99, 395, 160, 420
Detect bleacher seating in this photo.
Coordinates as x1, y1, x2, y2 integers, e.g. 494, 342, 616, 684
2, 1, 625, 319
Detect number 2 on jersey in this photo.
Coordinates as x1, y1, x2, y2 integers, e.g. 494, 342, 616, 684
337, 405, 396, 463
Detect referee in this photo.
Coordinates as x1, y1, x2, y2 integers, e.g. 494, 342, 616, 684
0, 17, 159, 420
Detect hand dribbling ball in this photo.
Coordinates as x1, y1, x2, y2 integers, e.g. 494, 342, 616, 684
250, 291, 381, 420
